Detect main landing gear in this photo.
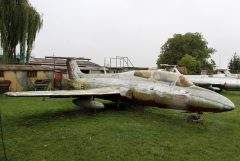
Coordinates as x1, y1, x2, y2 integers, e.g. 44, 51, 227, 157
187, 112, 203, 123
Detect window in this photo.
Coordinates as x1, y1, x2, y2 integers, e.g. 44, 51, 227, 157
176, 75, 194, 87
0, 70, 4, 77
27, 71, 37, 77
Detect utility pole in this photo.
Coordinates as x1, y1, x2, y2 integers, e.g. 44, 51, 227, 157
0, 36, 2, 55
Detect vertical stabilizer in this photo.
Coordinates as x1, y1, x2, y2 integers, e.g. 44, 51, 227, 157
66, 59, 85, 80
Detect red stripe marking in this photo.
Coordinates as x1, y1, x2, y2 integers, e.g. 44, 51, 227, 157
176, 94, 187, 99
224, 82, 227, 88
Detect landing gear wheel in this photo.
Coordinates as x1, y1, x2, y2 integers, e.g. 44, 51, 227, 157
187, 112, 203, 123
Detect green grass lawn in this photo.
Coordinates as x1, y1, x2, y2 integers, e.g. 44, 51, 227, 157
0, 91, 240, 161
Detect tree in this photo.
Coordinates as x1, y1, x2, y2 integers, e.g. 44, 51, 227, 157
25, 6, 42, 63
0, 0, 42, 64
0, 0, 22, 64
19, 0, 30, 64
178, 54, 201, 74
157, 32, 216, 73
228, 52, 240, 73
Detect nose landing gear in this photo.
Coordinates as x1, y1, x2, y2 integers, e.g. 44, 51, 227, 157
187, 112, 203, 123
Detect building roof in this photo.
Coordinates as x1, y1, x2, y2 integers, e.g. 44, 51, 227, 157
44, 65, 108, 71
0, 65, 53, 71
30, 57, 100, 67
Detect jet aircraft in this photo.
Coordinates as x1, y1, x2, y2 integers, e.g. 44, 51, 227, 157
5, 58, 235, 122
185, 75, 240, 92
213, 69, 240, 79
159, 64, 240, 92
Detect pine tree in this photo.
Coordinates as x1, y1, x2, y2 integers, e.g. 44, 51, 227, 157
228, 52, 240, 73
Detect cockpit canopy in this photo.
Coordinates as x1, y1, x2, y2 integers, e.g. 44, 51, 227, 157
134, 70, 193, 87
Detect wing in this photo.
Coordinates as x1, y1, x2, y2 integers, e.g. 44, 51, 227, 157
4, 87, 120, 97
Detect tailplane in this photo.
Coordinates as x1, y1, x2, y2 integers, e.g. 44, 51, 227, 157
66, 59, 85, 80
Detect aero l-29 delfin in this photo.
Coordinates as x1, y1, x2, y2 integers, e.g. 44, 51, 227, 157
5, 58, 235, 122
159, 64, 240, 92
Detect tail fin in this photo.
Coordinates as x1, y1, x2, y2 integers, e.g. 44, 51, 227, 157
66, 59, 85, 80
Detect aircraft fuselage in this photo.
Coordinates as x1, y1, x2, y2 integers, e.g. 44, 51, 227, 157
69, 76, 234, 113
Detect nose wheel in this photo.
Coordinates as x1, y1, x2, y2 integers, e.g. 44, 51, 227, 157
187, 112, 203, 123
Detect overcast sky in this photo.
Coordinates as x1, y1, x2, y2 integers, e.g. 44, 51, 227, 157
29, 0, 240, 68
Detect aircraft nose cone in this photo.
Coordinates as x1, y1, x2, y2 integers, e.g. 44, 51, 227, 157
187, 85, 235, 112
222, 99, 235, 112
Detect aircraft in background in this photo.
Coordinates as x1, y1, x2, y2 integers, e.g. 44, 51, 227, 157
159, 64, 240, 92
213, 69, 240, 79
184, 75, 240, 92
5, 58, 235, 122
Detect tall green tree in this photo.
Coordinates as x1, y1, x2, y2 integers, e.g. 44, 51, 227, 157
228, 52, 240, 73
19, 0, 29, 64
178, 54, 201, 74
0, 0, 42, 64
25, 6, 42, 63
0, 0, 22, 64
157, 32, 216, 73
